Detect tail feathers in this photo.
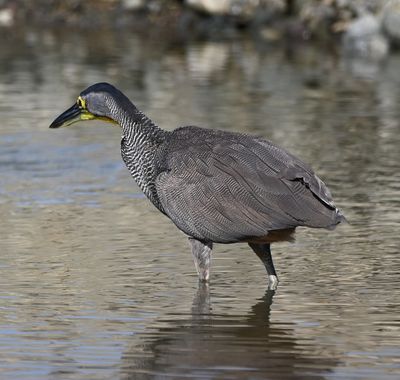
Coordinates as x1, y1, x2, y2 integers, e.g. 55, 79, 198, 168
327, 208, 347, 230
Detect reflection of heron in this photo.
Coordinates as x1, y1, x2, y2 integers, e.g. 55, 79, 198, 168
50, 83, 345, 289
121, 285, 338, 379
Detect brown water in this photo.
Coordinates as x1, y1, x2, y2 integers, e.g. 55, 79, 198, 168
0, 29, 399, 379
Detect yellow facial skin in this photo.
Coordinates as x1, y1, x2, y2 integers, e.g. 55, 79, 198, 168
77, 96, 86, 108
77, 96, 97, 122
49, 95, 116, 129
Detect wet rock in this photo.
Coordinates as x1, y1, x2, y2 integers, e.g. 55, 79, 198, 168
0, 6, 14, 27
343, 13, 389, 60
186, 0, 232, 15
186, 0, 285, 21
298, 0, 388, 39
382, 0, 400, 47
122, 0, 145, 11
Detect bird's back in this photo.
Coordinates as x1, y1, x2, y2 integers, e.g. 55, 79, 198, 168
154, 126, 344, 243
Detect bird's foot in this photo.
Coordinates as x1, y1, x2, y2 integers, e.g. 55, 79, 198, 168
189, 238, 212, 283
268, 275, 279, 290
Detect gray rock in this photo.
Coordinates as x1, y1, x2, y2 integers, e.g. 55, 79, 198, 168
343, 14, 389, 59
382, 0, 400, 46
122, 0, 146, 11
186, 0, 232, 15
185, 0, 285, 20
0, 7, 13, 27
346, 13, 380, 38
299, 0, 389, 38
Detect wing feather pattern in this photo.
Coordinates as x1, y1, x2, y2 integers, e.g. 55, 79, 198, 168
155, 127, 344, 243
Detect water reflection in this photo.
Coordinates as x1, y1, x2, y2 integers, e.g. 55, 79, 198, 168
122, 285, 337, 379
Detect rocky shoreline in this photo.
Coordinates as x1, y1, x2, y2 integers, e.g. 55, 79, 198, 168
1, 0, 400, 57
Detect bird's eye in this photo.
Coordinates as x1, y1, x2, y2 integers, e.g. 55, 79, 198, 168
77, 97, 84, 108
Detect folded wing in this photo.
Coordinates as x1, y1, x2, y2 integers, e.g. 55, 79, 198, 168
155, 127, 343, 243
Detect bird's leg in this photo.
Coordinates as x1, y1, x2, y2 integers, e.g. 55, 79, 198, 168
188, 238, 213, 282
191, 282, 211, 317
248, 243, 279, 290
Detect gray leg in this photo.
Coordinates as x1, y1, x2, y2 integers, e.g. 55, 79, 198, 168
248, 243, 279, 290
191, 282, 210, 317
188, 238, 213, 282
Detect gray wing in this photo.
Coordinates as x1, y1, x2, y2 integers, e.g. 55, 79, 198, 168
155, 128, 343, 243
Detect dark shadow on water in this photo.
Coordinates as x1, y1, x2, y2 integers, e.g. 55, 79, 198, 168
121, 284, 338, 379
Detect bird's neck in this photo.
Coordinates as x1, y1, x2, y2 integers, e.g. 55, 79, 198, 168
118, 108, 167, 209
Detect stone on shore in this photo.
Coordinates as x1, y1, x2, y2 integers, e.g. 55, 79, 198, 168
382, 0, 400, 46
343, 13, 389, 59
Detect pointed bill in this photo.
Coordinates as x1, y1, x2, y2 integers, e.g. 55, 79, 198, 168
49, 103, 95, 129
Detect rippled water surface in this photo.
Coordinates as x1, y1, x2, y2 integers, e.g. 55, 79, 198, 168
0, 30, 399, 379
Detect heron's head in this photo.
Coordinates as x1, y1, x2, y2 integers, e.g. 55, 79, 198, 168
49, 82, 124, 129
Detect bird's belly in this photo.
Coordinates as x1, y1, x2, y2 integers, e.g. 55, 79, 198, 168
173, 215, 296, 244
243, 228, 296, 244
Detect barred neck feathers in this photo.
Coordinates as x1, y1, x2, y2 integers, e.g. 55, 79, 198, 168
107, 95, 167, 209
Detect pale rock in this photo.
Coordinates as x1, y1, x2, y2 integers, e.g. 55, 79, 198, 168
122, 0, 145, 11
0, 7, 13, 27
382, 0, 400, 45
186, 0, 233, 15
343, 13, 389, 59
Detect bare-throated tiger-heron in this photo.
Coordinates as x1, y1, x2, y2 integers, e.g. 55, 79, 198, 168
50, 83, 346, 289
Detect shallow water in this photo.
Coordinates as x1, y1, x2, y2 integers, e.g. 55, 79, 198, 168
0, 29, 399, 379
